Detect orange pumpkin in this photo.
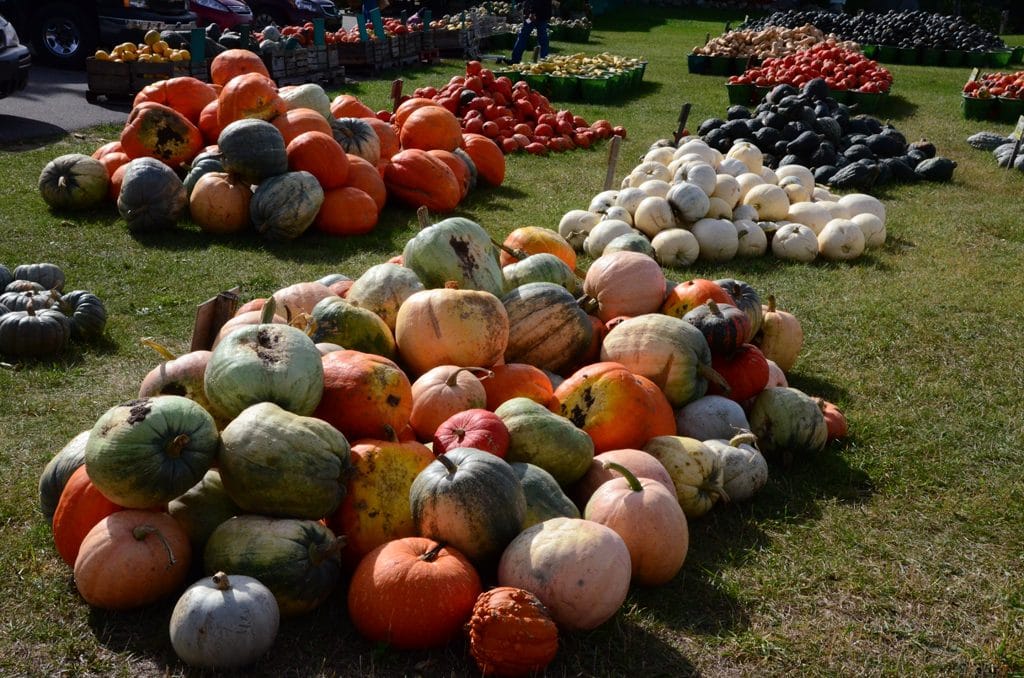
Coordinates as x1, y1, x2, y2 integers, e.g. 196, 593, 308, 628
552, 362, 677, 453
399, 105, 463, 152
212, 309, 288, 347
108, 162, 128, 202
314, 186, 378, 236
271, 107, 332, 145
347, 537, 482, 650
210, 48, 272, 87
234, 297, 266, 316
73, 510, 191, 610
393, 96, 441, 127
384, 149, 462, 213
364, 117, 400, 162
197, 99, 224, 145
428, 149, 472, 199
345, 155, 387, 211
314, 349, 413, 441
818, 398, 848, 440
132, 76, 218, 124
286, 130, 350, 189
482, 363, 555, 411
409, 366, 491, 441
329, 93, 376, 119
217, 73, 286, 127
120, 102, 204, 168
271, 281, 334, 319
661, 278, 734, 318
462, 133, 506, 186
91, 140, 123, 160
97, 151, 131, 181
188, 171, 252, 235
499, 226, 577, 270
582, 251, 666, 323
52, 466, 124, 567
467, 587, 559, 677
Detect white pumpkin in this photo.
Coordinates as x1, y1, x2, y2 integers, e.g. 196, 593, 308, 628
639, 178, 672, 199
686, 163, 718, 196
633, 196, 677, 238
771, 222, 819, 262
279, 86, 333, 120
675, 395, 750, 441
838, 192, 886, 225
652, 228, 700, 267
759, 165, 779, 185
674, 139, 719, 167
735, 172, 766, 201
774, 164, 815, 190
704, 196, 733, 219
643, 146, 676, 166
584, 218, 634, 258
615, 187, 648, 215
817, 218, 866, 260
603, 205, 633, 225
851, 212, 886, 248
734, 219, 768, 257
691, 218, 739, 262
815, 200, 851, 220
726, 140, 764, 174
704, 433, 768, 503
711, 174, 741, 209
732, 203, 759, 222
629, 161, 672, 184
742, 184, 790, 221
717, 157, 749, 177
558, 209, 602, 252
665, 181, 710, 223
811, 186, 835, 201
169, 572, 280, 670
779, 175, 811, 203
786, 201, 832, 235
588, 190, 619, 214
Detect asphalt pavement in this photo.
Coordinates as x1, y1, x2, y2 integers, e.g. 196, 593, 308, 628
0, 66, 130, 148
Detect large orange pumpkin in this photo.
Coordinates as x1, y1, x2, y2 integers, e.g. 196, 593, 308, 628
345, 155, 387, 211
426, 149, 472, 200
399, 105, 463, 152
467, 587, 559, 677
188, 171, 252, 235
462, 133, 506, 186
132, 76, 218, 125
314, 349, 413, 441
384, 149, 462, 213
500, 226, 577, 270
217, 73, 286, 128
120, 102, 204, 168
329, 93, 376, 119
52, 465, 124, 567
552, 362, 677, 453
314, 186, 378, 236
271, 107, 332, 145
393, 97, 441, 127
97, 151, 131, 181
91, 140, 123, 160
286, 130, 350, 189
661, 278, 734, 318
210, 48, 271, 87
108, 162, 128, 202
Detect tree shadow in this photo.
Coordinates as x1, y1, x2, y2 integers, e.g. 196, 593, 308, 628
873, 93, 919, 122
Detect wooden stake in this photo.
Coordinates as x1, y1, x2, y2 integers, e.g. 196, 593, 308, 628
603, 134, 622, 191
190, 287, 240, 352
390, 79, 404, 111
673, 102, 692, 143
417, 205, 430, 229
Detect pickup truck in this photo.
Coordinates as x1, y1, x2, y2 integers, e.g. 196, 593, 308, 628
0, 13, 30, 96
0, 0, 196, 68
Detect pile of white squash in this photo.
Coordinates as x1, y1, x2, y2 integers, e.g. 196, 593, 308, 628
558, 136, 887, 265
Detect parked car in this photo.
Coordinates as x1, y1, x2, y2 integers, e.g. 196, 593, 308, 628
246, 0, 342, 32
0, 0, 197, 68
0, 13, 30, 97
189, 0, 252, 31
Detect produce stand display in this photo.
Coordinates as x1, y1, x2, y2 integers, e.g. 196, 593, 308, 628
494, 53, 647, 103
961, 70, 1024, 123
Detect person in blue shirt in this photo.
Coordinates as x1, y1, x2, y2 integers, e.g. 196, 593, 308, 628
510, 0, 553, 64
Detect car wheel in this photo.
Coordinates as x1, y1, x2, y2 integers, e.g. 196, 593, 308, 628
32, 3, 97, 69
250, 8, 286, 31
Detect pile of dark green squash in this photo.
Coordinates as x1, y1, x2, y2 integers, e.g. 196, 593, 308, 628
967, 131, 1024, 172
0, 263, 108, 361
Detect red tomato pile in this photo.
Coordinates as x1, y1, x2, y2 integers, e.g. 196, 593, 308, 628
328, 18, 419, 43
396, 61, 626, 155
962, 71, 1024, 100
729, 43, 893, 93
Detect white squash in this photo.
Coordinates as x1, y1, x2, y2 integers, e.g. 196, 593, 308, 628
779, 175, 811, 204
851, 212, 886, 248
704, 196, 733, 219
643, 146, 676, 166
279, 84, 333, 120
771, 222, 819, 262
639, 178, 672, 199
633, 196, 677, 237
603, 205, 633, 225
704, 433, 768, 503
734, 219, 768, 257
726, 140, 764, 174
674, 139, 719, 167
811, 186, 835, 201
675, 395, 750, 441
838, 192, 885, 225
629, 161, 672, 184
815, 200, 851, 220
642, 436, 726, 518
742, 184, 790, 221
717, 157, 749, 177
665, 182, 710, 223
691, 218, 739, 262
686, 163, 718, 196
584, 218, 633, 258
711, 174, 741, 209
652, 228, 700, 267
587, 190, 619, 214
558, 209, 601, 252
786, 201, 832, 235
774, 164, 815, 190
169, 572, 280, 670
759, 165, 779, 185
732, 203, 759, 222
817, 218, 866, 261
735, 172, 766, 201
615, 187, 648, 215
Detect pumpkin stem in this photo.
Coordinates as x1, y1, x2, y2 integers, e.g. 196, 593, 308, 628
212, 571, 231, 591
706, 298, 721, 315
436, 453, 459, 476
166, 433, 191, 459
25, 299, 36, 316
576, 294, 599, 315
382, 424, 399, 442
766, 294, 777, 314
309, 536, 347, 566
419, 541, 447, 562
728, 432, 759, 449
133, 525, 178, 569
444, 280, 460, 289
699, 364, 731, 394
603, 461, 643, 492
490, 237, 526, 261
444, 366, 493, 387
140, 338, 180, 362
416, 206, 430, 230
260, 296, 278, 324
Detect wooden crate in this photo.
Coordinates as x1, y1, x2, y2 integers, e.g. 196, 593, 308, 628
263, 51, 312, 86
85, 58, 133, 102
132, 61, 205, 89
334, 40, 392, 73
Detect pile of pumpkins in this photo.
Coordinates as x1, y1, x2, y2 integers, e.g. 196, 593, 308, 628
37, 49, 507, 239
38, 213, 847, 672
556, 134, 888, 266
0, 262, 107, 360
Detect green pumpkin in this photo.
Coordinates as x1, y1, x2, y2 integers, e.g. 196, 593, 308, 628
502, 253, 580, 294
204, 302, 324, 421
38, 153, 109, 211
203, 515, 344, 616
218, 119, 288, 185
250, 171, 323, 241
309, 295, 396, 359
38, 430, 90, 524
183, 152, 225, 198
452, 148, 478, 190
401, 217, 505, 296
0, 265, 13, 290
218, 402, 351, 520
410, 447, 526, 566
330, 117, 381, 166
603, 232, 656, 258
0, 288, 57, 312
501, 282, 593, 374
748, 387, 828, 466
494, 397, 594, 487
0, 302, 70, 358
57, 290, 107, 341
168, 469, 241, 553
511, 462, 580, 529
117, 157, 188, 232
13, 263, 65, 292
84, 395, 220, 508
345, 263, 424, 332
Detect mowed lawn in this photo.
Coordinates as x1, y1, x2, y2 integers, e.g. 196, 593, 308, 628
1, 8, 1022, 676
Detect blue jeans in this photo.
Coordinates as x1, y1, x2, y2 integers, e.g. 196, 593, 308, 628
511, 19, 549, 63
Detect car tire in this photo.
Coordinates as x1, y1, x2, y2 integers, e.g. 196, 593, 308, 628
250, 7, 287, 31
32, 3, 97, 69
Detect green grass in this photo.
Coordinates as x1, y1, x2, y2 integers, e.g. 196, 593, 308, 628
2, 8, 1024, 676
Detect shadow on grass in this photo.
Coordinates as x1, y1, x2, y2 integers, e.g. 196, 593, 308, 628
874, 93, 919, 122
